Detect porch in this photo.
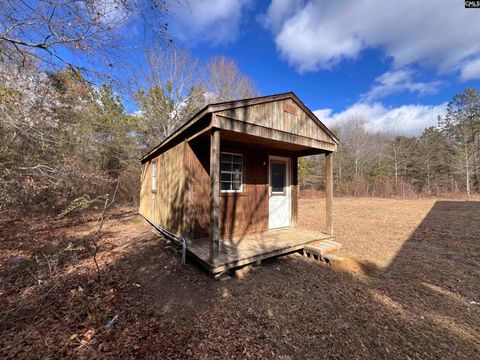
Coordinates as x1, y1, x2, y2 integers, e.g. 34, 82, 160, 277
188, 227, 335, 274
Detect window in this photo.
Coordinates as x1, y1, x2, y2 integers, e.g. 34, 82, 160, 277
221, 152, 243, 192
271, 161, 286, 194
151, 161, 157, 192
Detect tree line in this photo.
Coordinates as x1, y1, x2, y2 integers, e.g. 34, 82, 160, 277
1, 0, 478, 212
300, 88, 480, 198
2, 54, 478, 216
0, 48, 257, 214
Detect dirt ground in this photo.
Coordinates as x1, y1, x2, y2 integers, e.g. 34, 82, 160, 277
1, 198, 480, 359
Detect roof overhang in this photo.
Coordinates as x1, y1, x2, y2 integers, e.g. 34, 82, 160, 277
140, 92, 339, 163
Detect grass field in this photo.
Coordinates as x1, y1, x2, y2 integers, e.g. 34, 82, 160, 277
1, 198, 480, 358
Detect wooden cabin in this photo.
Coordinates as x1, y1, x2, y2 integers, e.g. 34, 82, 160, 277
139, 92, 338, 274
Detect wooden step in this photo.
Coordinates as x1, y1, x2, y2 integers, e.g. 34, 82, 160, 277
304, 240, 342, 256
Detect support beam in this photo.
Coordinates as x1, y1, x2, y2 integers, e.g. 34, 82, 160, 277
209, 128, 220, 263
325, 152, 334, 235
292, 157, 299, 227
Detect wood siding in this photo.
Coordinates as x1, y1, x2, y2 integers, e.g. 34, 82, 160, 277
140, 95, 336, 246
185, 137, 211, 240
215, 99, 337, 151
141, 135, 301, 242
139, 142, 187, 236
184, 137, 299, 241
218, 144, 269, 241
214, 116, 336, 152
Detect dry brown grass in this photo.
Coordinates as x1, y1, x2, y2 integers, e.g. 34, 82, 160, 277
1, 198, 480, 359
300, 197, 439, 267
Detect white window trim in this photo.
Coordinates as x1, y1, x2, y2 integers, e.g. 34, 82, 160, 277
151, 160, 157, 192
220, 151, 244, 193
268, 156, 291, 197
270, 159, 287, 195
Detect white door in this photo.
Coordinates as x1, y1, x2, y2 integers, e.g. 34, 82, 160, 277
268, 156, 291, 229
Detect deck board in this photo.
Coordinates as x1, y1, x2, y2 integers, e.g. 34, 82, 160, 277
188, 227, 334, 273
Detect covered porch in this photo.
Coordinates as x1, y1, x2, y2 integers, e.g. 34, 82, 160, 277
188, 227, 336, 274
180, 94, 339, 274
139, 93, 339, 274
202, 127, 335, 273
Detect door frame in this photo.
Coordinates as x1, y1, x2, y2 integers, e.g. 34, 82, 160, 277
268, 155, 292, 230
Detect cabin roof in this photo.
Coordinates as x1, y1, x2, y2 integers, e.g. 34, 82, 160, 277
140, 91, 339, 163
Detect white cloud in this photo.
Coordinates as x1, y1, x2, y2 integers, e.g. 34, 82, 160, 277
262, 0, 303, 32
264, 0, 480, 75
314, 102, 447, 136
461, 59, 480, 81
361, 68, 442, 101
312, 108, 333, 121
168, 0, 251, 44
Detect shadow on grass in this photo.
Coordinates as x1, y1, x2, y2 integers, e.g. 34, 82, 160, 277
1, 201, 480, 358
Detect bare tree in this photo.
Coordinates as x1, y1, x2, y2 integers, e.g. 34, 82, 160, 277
438, 88, 480, 197
339, 115, 372, 177
204, 56, 257, 102
134, 49, 258, 149
388, 134, 417, 194
134, 46, 205, 148
0, 0, 169, 76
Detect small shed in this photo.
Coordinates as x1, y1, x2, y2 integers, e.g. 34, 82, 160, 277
139, 92, 338, 274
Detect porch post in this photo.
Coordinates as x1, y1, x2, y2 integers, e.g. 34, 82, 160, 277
209, 128, 220, 263
325, 151, 334, 235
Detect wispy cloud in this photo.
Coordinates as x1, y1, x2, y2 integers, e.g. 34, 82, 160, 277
167, 0, 251, 44
361, 68, 442, 101
460, 58, 480, 81
314, 102, 447, 136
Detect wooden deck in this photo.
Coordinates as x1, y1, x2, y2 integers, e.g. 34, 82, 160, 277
188, 227, 334, 274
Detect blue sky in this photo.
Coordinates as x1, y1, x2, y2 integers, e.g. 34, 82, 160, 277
121, 0, 480, 135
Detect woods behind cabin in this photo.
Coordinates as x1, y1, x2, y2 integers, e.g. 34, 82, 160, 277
300, 89, 480, 198
1, 0, 479, 214
0, 49, 258, 214
1, 53, 480, 215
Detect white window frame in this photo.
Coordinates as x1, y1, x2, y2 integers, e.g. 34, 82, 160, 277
220, 152, 244, 193
270, 159, 287, 196
151, 160, 157, 192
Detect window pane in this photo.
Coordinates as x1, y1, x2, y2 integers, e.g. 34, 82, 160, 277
233, 179, 241, 191
232, 155, 242, 164
232, 162, 242, 172
271, 162, 285, 193
221, 153, 232, 163
152, 163, 157, 191
221, 161, 232, 172
220, 153, 243, 192
221, 173, 232, 182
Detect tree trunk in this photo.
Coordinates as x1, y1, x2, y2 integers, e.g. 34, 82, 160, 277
465, 143, 471, 198
474, 149, 480, 193
426, 161, 430, 194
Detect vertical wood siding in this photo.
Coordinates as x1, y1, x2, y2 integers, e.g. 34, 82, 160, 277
139, 142, 186, 236
183, 137, 299, 241
140, 138, 300, 242
218, 145, 269, 241
217, 99, 334, 145
185, 137, 211, 240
